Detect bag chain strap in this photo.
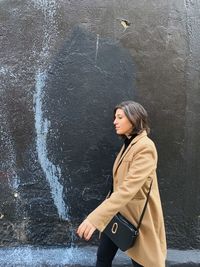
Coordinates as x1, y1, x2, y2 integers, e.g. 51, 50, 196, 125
108, 179, 153, 230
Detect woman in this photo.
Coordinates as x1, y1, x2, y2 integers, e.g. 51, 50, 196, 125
77, 101, 167, 267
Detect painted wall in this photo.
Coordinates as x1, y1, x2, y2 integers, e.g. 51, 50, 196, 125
0, 0, 199, 250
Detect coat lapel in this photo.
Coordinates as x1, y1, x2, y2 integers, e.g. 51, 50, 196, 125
113, 131, 147, 175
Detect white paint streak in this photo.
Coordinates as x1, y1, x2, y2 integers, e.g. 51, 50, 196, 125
31, 0, 69, 220
10, 173, 20, 190
0, 66, 17, 78
0, 113, 20, 190
95, 34, 100, 66
34, 69, 68, 220
0, 67, 7, 75
31, 0, 56, 19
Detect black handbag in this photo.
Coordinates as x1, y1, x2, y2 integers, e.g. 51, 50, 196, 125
103, 181, 153, 251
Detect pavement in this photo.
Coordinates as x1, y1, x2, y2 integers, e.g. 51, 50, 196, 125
0, 246, 199, 266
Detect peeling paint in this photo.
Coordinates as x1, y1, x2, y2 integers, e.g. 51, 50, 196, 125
120, 19, 130, 31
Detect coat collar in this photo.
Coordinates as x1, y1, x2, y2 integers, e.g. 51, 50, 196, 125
113, 130, 147, 174
129, 130, 147, 145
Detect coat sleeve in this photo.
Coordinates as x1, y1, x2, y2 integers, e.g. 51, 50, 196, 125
86, 142, 157, 232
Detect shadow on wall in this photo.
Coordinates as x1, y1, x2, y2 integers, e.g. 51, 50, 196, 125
42, 26, 136, 223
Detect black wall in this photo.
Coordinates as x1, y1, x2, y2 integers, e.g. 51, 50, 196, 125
0, 0, 199, 250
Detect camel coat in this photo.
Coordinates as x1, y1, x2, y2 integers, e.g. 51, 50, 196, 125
87, 131, 167, 267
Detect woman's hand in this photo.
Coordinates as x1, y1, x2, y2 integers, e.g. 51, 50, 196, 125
77, 218, 96, 241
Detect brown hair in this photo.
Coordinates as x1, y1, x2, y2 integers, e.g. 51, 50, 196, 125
114, 100, 150, 135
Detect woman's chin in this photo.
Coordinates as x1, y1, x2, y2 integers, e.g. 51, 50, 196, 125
116, 130, 123, 135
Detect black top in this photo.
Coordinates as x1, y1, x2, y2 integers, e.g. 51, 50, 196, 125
110, 134, 137, 194
121, 134, 137, 157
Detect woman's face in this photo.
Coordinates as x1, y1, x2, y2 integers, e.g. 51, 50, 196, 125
113, 108, 133, 136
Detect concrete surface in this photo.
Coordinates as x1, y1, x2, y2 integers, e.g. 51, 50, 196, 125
0, 246, 199, 267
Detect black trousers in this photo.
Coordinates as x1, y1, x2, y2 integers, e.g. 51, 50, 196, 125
96, 233, 143, 267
